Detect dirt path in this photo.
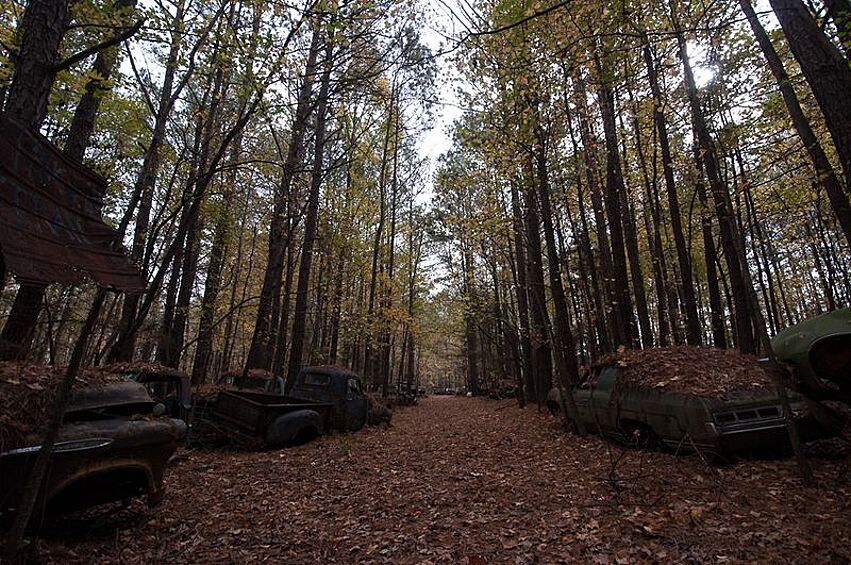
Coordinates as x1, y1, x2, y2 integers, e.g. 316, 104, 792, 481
41, 397, 850, 563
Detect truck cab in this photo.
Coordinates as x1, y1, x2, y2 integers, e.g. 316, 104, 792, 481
290, 366, 368, 432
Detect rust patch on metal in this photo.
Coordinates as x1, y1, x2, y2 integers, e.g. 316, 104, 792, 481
0, 115, 144, 292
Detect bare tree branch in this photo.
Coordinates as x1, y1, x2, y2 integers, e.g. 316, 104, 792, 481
53, 19, 145, 73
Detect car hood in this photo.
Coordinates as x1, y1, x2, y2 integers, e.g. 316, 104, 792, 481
67, 381, 155, 415
772, 308, 851, 386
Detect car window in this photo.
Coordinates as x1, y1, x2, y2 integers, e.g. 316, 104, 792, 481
303, 372, 331, 387
347, 378, 362, 395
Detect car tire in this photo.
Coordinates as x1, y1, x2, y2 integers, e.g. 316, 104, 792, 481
265, 410, 322, 449
547, 401, 561, 416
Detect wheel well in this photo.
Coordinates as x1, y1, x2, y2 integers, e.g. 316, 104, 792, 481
265, 410, 323, 448
47, 467, 150, 515
618, 418, 660, 445
619, 418, 654, 432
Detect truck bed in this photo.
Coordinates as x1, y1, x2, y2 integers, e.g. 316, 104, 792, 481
213, 390, 335, 438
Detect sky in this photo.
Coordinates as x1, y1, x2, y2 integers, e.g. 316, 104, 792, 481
416, 1, 467, 183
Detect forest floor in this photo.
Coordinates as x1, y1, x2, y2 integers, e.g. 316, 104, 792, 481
37, 397, 851, 564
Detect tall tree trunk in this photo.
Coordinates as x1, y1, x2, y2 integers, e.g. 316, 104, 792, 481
693, 133, 729, 348
379, 102, 401, 396
770, 0, 851, 194
594, 57, 637, 348
574, 75, 617, 350
4, 0, 70, 128
109, 0, 188, 362
247, 25, 321, 370
615, 98, 653, 348
363, 82, 396, 385
643, 41, 703, 345
628, 82, 673, 345
286, 29, 332, 389
741, 0, 851, 247
565, 104, 608, 354
523, 161, 554, 408
677, 31, 757, 352
63, 0, 137, 162
533, 122, 585, 433
272, 243, 297, 376
191, 139, 239, 384
824, 0, 851, 56
509, 181, 535, 403
165, 65, 224, 368
462, 244, 480, 396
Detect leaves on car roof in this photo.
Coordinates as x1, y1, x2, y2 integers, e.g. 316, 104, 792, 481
0, 362, 127, 451
599, 346, 775, 399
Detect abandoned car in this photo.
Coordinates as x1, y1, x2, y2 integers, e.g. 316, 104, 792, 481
0, 377, 186, 528
547, 363, 836, 456
106, 362, 192, 422
208, 365, 368, 449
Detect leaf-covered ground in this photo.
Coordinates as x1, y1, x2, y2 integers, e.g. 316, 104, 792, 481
39, 397, 851, 563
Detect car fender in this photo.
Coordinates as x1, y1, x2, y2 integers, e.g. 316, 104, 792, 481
264, 409, 323, 448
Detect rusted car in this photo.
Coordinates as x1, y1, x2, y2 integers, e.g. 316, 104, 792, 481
209, 366, 368, 449
106, 363, 192, 421
772, 307, 851, 404
0, 380, 185, 528
547, 365, 835, 456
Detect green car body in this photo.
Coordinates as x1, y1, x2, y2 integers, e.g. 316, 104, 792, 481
772, 307, 851, 402
548, 367, 832, 455
548, 309, 850, 454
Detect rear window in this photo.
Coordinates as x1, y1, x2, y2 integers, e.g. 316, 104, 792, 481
302, 372, 331, 387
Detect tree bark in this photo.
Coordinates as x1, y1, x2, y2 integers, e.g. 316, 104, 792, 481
643, 41, 702, 345
247, 25, 321, 370
523, 160, 554, 408
770, 0, 851, 195
0, 0, 73, 360
533, 120, 585, 433
677, 31, 756, 352
509, 181, 535, 403
741, 0, 851, 247
594, 57, 637, 348
109, 0, 189, 363
286, 28, 333, 389
63, 0, 138, 162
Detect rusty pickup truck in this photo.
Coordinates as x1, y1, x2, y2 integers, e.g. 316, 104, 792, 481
209, 366, 368, 449
547, 365, 834, 456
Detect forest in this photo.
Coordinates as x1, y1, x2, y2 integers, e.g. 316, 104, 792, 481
1, 0, 850, 399
1, 0, 851, 561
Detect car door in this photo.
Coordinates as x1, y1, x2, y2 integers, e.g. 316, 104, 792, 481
345, 377, 368, 431
587, 367, 619, 435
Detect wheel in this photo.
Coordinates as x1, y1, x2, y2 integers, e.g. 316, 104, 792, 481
264, 410, 322, 448
621, 420, 660, 449
547, 401, 561, 416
